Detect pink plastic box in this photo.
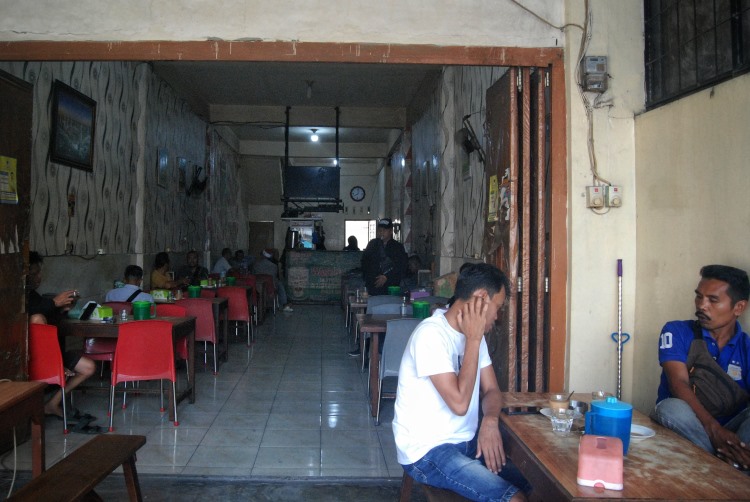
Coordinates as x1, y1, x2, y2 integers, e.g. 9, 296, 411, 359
577, 435, 623, 491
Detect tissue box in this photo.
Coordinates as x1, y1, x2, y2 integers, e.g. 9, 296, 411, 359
151, 289, 169, 301
577, 435, 623, 491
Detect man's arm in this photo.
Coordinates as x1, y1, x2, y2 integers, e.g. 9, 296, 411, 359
476, 365, 506, 473
429, 297, 488, 415
663, 361, 750, 467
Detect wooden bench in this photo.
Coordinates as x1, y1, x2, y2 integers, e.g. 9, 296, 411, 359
9, 434, 146, 502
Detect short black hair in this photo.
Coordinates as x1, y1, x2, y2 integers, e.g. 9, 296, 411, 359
124, 265, 144, 281
222, 247, 232, 257
453, 263, 510, 301
154, 251, 170, 269
29, 251, 43, 266
700, 264, 750, 304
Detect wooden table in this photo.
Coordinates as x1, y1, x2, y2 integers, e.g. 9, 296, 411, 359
0, 381, 46, 477
58, 316, 196, 421
209, 297, 229, 362
347, 295, 367, 338
500, 392, 750, 501
361, 313, 408, 418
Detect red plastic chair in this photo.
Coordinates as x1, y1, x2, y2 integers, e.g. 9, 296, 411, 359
83, 302, 135, 377
199, 288, 216, 299
176, 298, 219, 374
255, 274, 278, 314
28, 323, 70, 434
109, 320, 178, 431
235, 275, 258, 325
217, 286, 253, 345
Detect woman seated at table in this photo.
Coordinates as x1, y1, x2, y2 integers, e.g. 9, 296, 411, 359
151, 252, 188, 290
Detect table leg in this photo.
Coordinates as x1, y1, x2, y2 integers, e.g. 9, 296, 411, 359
222, 308, 229, 362
369, 333, 380, 417
31, 401, 45, 477
122, 454, 144, 501
187, 328, 195, 403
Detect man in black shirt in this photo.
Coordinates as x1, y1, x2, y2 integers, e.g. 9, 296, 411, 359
361, 218, 408, 296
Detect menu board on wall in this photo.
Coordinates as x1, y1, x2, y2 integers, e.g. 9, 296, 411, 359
0, 156, 18, 204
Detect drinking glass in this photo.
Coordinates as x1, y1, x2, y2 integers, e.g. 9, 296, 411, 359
549, 393, 569, 413
551, 409, 575, 433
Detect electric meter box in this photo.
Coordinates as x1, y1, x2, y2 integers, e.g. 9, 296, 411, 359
581, 56, 608, 92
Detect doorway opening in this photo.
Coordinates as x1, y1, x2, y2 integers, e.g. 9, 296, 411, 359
344, 220, 372, 251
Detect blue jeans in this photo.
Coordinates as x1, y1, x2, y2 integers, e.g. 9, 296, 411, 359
402, 435, 527, 502
651, 398, 750, 453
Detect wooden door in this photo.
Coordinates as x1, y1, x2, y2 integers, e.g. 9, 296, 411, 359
247, 221, 274, 260
0, 70, 32, 380
484, 67, 550, 392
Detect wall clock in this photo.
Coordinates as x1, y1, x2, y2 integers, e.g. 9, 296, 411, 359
350, 185, 366, 202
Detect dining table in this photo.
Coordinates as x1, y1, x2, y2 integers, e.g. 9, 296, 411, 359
0, 381, 46, 477
57, 315, 196, 421
500, 392, 750, 501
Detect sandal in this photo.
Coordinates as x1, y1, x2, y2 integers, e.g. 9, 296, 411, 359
71, 423, 102, 434
71, 408, 97, 422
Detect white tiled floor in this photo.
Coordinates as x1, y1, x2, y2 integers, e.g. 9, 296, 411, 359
0, 305, 402, 478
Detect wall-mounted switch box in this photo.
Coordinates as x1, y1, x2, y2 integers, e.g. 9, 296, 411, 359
605, 185, 622, 207
581, 56, 608, 92
586, 186, 605, 208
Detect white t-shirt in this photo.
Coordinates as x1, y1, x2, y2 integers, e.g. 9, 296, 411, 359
392, 309, 491, 465
212, 256, 232, 275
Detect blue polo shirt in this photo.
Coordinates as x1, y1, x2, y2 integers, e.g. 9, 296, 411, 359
656, 319, 750, 422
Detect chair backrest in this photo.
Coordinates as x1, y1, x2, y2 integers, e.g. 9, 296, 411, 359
175, 298, 216, 343
216, 286, 250, 322
200, 288, 216, 299
255, 273, 276, 296
104, 301, 133, 314
112, 320, 176, 385
366, 295, 403, 314
381, 318, 422, 380
371, 303, 412, 316
28, 323, 66, 387
235, 276, 258, 304
155, 303, 187, 318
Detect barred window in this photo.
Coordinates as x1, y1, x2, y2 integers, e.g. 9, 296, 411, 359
645, 0, 750, 108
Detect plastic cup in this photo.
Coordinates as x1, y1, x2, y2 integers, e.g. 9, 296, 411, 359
388, 286, 401, 296
226, 276, 236, 286
412, 301, 430, 319
132, 301, 152, 320
188, 285, 201, 298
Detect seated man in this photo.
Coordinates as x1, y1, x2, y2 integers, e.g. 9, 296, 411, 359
175, 250, 209, 286
253, 248, 293, 312
27, 252, 97, 427
652, 264, 750, 470
105, 265, 154, 303
393, 263, 528, 501
212, 247, 233, 276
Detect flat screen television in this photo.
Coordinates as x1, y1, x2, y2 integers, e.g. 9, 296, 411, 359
283, 165, 340, 201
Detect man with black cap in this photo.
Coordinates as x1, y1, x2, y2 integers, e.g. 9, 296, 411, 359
348, 218, 408, 360
361, 217, 408, 296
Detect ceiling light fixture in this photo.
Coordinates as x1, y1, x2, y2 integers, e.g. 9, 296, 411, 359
310, 128, 319, 142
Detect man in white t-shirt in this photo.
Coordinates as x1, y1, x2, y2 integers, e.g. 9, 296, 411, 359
393, 263, 528, 501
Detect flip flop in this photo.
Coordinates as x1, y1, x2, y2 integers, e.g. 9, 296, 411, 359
71, 421, 102, 434
71, 408, 97, 422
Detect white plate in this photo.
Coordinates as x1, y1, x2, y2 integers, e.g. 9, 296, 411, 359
540, 407, 583, 420
630, 424, 655, 441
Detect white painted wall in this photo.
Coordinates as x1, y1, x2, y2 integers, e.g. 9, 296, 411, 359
563, 0, 644, 401
0, 0, 562, 47
633, 73, 750, 413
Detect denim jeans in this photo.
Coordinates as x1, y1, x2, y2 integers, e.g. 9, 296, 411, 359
402, 435, 527, 502
651, 398, 750, 453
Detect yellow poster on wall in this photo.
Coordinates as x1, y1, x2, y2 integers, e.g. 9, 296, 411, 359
487, 174, 498, 223
0, 156, 18, 205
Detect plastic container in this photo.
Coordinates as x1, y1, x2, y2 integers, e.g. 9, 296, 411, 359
577, 435, 623, 490
388, 286, 401, 296
412, 301, 430, 319
188, 285, 201, 298
585, 396, 633, 455
225, 276, 237, 286
132, 301, 155, 320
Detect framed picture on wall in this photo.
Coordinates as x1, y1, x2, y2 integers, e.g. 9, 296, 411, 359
157, 148, 169, 188
49, 80, 96, 171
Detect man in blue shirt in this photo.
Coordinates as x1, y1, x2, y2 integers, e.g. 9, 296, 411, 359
652, 264, 750, 470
